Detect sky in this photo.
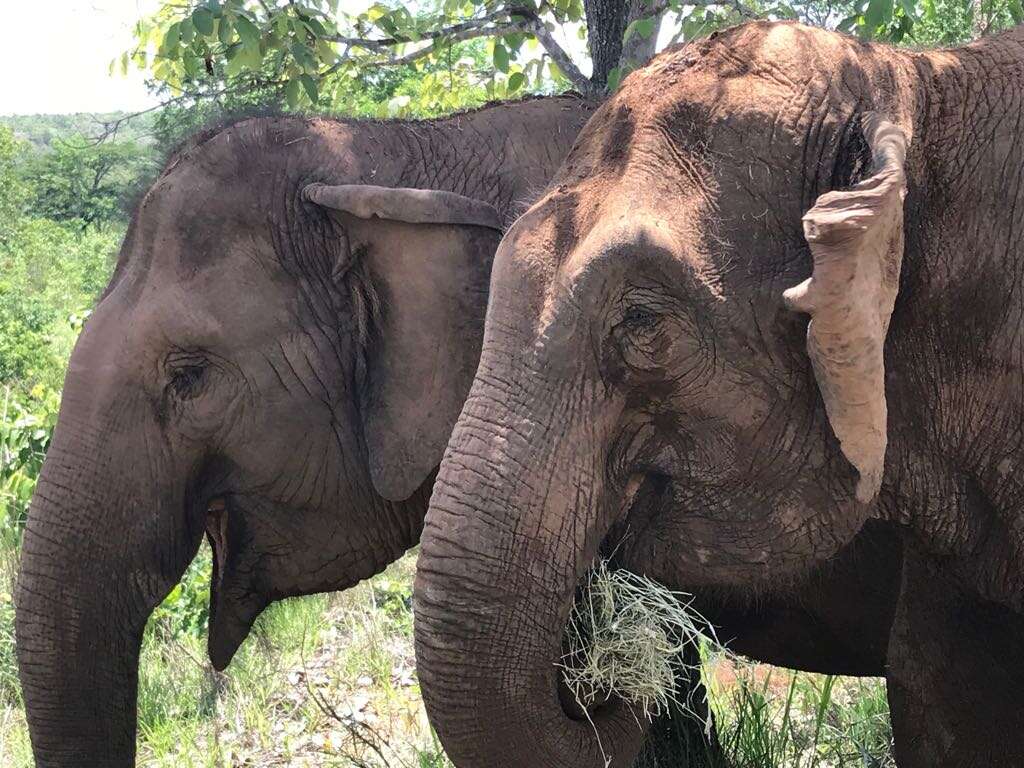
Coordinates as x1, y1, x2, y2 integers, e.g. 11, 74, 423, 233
0, 1, 654, 117
0, 0, 164, 116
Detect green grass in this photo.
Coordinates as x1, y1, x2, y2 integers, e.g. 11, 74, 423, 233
707, 659, 894, 768
0, 543, 892, 768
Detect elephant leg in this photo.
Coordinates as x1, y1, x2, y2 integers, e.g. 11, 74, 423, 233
886, 544, 1024, 768
631, 644, 728, 768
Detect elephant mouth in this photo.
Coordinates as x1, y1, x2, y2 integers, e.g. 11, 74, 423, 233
600, 471, 672, 563
206, 497, 229, 591
204, 495, 268, 670
556, 471, 674, 723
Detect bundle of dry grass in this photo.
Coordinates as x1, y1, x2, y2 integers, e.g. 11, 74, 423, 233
558, 560, 721, 728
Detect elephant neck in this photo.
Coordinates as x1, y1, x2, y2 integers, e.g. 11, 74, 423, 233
882, 32, 1024, 611
906, 32, 1024, 262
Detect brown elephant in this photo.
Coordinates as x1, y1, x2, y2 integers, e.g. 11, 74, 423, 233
415, 21, 1024, 768
13, 95, 598, 767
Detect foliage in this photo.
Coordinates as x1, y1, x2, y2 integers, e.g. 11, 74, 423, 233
0, 295, 57, 389
0, 388, 58, 543
123, 0, 585, 109
0, 127, 28, 246
840, 0, 1020, 42
0, 112, 158, 150
127, 0, 1023, 125
708, 661, 895, 767
20, 137, 155, 230
150, 545, 214, 639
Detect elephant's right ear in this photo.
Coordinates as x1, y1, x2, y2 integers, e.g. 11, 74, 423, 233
304, 183, 502, 501
782, 115, 908, 504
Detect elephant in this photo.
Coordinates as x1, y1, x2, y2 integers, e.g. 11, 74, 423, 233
13, 94, 599, 767
414, 20, 1024, 768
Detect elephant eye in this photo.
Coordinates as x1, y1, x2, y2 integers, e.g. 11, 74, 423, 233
165, 353, 211, 401
622, 306, 659, 330
170, 365, 206, 398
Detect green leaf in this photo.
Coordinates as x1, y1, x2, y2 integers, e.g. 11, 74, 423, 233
624, 17, 656, 42
898, 0, 920, 21
183, 55, 201, 78
837, 14, 860, 31
179, 18, 196, 44
290, 42, 317, 72
241, 41, 263, 69
274, 13, 290, 37
192, 7, 216, 36
225, 47, 246, 77
299, 74, 319, 103
160, 22, 181, 55
606, 66, 623, 91
504, 32, 526, 52
305, 16, 327, 36
493, 42, 510, 73
863, 0, 894, 34
234, 15, 260, 48
286, 77, 301, 108
316, 39, 337, 63
1011, 0, 1024, 22
218, 16, 234, 45
120, 50, 130, 76
507, 71, 526, 92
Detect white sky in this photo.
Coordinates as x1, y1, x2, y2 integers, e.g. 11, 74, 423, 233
0, 1, 669, 117
0, 0, 163, 116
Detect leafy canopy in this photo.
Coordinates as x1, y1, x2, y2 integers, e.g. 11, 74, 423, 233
125, 0, 1022, 118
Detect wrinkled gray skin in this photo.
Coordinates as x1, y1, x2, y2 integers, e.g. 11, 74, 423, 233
14, 95, 597, 767
416, 22, 1024, 768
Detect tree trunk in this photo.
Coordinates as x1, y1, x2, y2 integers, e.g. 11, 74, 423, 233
585, 0, 633, 87
621, 0, 664, 70
584, 0, 665, 89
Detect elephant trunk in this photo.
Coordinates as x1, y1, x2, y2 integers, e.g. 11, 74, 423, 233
15, 386, 201, 767
414, 345, 647, 768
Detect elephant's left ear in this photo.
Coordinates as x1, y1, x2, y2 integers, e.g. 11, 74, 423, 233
305, 183, 503, 501
783, 115, 908, 504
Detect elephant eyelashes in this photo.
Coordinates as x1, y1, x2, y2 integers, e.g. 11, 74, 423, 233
622, 306, 659, 329
167, 362, 207, 399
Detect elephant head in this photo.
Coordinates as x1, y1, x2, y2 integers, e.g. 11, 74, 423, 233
14, 98, 594, 767
415, 23, 913, 768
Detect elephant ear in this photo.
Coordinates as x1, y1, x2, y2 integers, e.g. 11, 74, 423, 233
304, 183, 503, 501
782, 115, 908, 504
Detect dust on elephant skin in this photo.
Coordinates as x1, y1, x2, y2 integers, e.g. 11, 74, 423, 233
415, 21, 1024, 768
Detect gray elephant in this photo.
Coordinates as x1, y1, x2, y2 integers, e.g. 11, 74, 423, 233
415, 21, 1024, 768
13, 95, 597, 767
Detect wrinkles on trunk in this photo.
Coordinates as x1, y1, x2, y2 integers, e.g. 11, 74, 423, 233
15, 420, 200, 768
415, 362, 647, 768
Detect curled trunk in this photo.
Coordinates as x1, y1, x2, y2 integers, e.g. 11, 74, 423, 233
414, 331, 647, 768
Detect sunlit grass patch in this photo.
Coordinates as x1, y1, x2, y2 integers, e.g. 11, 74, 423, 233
707, 658, 895, 768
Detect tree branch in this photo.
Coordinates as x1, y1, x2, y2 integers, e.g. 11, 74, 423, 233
327, 8, 514, 49
360, 22, 530, 67
329, 4, 595, 94
527, 18, 594, 93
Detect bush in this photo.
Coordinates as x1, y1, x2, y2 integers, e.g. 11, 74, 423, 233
0, 387, 56, 543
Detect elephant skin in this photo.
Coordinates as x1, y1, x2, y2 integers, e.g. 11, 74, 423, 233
414, 22, 1024, 768
13, 95, 597, 768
